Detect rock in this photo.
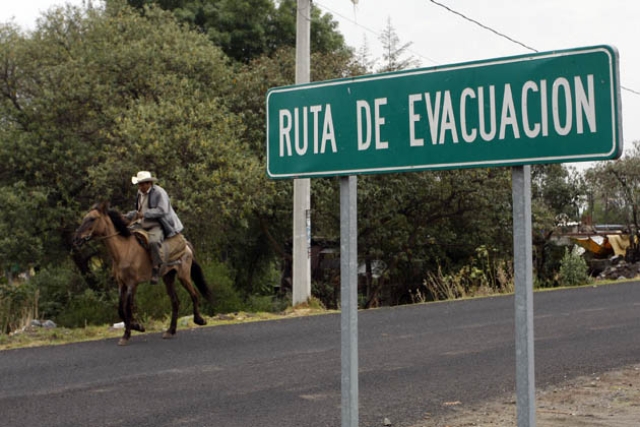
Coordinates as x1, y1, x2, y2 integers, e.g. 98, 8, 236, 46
42, 320, 57, 329
596, 259, 640, 281
30, 319, 42, 327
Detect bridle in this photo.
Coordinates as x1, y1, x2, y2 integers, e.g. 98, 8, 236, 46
75, 212, 120, 246
93, 231, 121, 241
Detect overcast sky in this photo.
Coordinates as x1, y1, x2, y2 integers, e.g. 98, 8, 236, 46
318, 0, 640, 164
2, 0, 639, 166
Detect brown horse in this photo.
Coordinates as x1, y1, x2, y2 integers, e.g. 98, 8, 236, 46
73, 201, 213, 346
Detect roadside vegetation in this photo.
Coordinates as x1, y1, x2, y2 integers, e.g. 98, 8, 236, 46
2, 1, 639, 347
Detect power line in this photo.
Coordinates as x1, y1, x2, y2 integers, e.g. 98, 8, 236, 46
623, 86, 640, 96
428, 0, 538, 53
315, 0, 640, 97
427, 0, 640, 97
314, 1, 439, 65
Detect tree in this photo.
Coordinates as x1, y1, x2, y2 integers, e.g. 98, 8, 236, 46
308, 168, 514, 308
377, 17, 420, 73
223, 46, 365, 294
0, 1, 255, 274
585, 141, 640, 260
532, 164, 585, 222
529, 164, 586, 286
353, 35, 376, 73
126, 0, 350, 63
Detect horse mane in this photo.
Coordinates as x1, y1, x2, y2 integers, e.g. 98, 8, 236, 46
107, 209, 132, 237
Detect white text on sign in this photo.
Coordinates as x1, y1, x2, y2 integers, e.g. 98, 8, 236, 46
277, 74, 597, 157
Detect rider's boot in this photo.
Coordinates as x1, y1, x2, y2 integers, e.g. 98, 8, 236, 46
149, 242, 163, 284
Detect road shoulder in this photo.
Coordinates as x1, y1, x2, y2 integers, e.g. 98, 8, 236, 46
413, 364, 640, 427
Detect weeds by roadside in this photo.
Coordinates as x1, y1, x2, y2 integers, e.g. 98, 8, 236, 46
0, 300, 332, 351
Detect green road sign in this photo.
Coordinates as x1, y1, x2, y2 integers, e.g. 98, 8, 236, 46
266, 45, 622, 179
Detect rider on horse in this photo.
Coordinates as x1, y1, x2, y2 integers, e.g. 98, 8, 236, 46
126, 171, 184, 284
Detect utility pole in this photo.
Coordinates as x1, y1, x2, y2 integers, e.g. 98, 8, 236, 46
292, 0, 311, 306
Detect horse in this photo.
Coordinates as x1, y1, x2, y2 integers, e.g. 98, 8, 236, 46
73, 201, 213, 346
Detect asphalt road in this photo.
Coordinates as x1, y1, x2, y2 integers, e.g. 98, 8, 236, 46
1, 282, 639, 427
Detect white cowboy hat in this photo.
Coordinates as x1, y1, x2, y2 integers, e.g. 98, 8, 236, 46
131, 171, 158, 184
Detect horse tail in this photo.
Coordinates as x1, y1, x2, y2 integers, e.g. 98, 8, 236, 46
191, 259, 214, 305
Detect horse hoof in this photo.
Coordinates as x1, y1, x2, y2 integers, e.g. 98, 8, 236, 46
194, 317, 206, 326
162, 331, 175, 339
118, 338, 129, 346
131, 323, 146, 332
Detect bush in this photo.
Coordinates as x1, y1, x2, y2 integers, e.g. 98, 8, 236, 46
312, 280, 339, 309
136, 259, 245, 320
30, 263, 92, 321
202, 259, 287, 314
201, 260, 244, 314
55, 289, 118, 328
558, 246, 590, 287
130, 284, 168, 322
423, 255, 514, 302
0, 281, 38, 334
29, 264, 118, 328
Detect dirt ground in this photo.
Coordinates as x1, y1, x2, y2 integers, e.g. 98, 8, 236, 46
411, 365, 640, 427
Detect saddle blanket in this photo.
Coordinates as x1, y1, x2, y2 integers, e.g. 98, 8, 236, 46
162, 233, 188, 264
132, 229, 188, 264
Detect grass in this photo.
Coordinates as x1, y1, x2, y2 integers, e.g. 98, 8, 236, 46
0, 302, 334, 351
1, 280, 628, 352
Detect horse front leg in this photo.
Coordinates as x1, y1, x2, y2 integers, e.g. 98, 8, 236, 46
118, 284, 126, 322
118, 285, 132, 346
163, 272, 179, 339
128, 284, 145, 334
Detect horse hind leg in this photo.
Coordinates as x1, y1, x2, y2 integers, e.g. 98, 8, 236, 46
162, 271, 180, 339
178, 268, 206, 326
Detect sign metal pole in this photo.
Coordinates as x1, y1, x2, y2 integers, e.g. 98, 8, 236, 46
512, 165, 536, 427
340, 175, 359, 427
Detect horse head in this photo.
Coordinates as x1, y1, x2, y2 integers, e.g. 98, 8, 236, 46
73, 201, 110, 247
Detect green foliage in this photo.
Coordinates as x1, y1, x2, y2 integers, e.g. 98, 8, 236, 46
558, 247, 590, 287
338, 169, 513, 306
0, 183, 50, 269
200, 260, 244, 314
0, 0, 597, 317
0, 1, 255, 272
0, 281, 38, 334
423, 266, 467, 301
585, 141, 640, 227
27, 262, 116, 329
534, 242, 567, 288
55, 289, 118, 328
135, 259, 259, 319
422, 248, 514, 302
532, 164, 585, 222
245, 295, 287, 313
311, 280, 339, 310
134, 284, 173, 321
131, 0, 349, 63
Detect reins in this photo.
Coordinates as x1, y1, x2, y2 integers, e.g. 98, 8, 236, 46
94, 231, 120, 241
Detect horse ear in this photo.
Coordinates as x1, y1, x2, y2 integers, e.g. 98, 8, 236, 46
98, 201, 110, 213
